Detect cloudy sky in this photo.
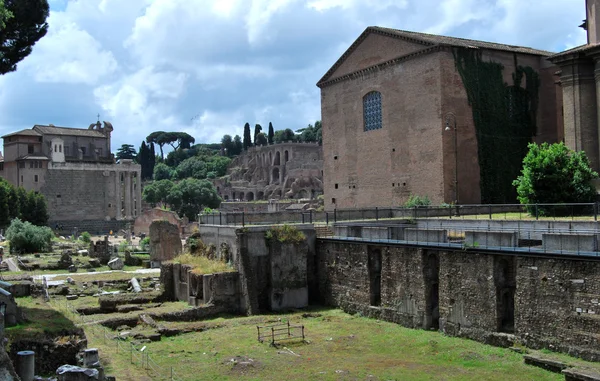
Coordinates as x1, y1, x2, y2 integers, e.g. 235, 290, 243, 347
0, 0, 587, 151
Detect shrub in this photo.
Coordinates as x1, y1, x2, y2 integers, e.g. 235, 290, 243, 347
80, 231, 91, 243
265, 224, 306, 244
140, 237, 150, 250
404, 195, 431, 208
513, 142, 598, 215
5, 218, 53, 253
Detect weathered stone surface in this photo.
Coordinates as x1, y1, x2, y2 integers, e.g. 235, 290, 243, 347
563, 367, 600, 381
149, 221, 182, 262
88, 259, 101, 268
107, 257, 124, 270
523, 354, 568, 373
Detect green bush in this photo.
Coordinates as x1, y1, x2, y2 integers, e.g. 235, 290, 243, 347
513, 142, 598, 215
140, 237, 150, 250
265, 224, 306, 244
404, 195, 431, 208
5, 218, 53, 253
80, 231, 91, 243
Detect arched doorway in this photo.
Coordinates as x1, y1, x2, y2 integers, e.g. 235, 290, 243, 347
257, 191, 264, 200
272, 168, 280, 184
246, 192, 254, 201
274, 151, 280, 165
284, 150, 289, 162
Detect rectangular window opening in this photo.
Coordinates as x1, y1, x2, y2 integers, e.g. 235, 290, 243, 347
335, 183, 338, 189
34, 175, 38, 182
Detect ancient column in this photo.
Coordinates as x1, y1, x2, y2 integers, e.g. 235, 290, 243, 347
124, 171, 132, 219
115, 172, 122, 220
136, 169, 142, 217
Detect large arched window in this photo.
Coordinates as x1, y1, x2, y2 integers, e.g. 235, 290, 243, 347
363, 91, 383, 131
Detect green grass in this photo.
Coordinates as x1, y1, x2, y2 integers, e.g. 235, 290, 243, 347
171, 254, 234, 275
5, 297, 78, 340
78, 308, 583, 381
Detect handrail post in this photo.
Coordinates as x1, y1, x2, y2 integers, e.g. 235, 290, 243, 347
375, 207, 379, 221
334, 208, 337, 223
242, 211, 245, 227
326, 212, 329, 225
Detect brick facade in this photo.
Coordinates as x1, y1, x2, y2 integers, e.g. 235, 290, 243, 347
318, 27, 562, 210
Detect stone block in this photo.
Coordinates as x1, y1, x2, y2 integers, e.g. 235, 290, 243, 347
465, 231, 518, 248
362, 226, 389, 240
404, 228, 447, 243
149, 221, 182, 262
542, 233, 597, 252
523, 354, 568, 373
107, 257, 124, 270
562, 367, 600, 381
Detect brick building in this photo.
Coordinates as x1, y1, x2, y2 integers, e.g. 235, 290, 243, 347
549, 0, 600, 173
318, 27, 563, 210
0, 121, 141, 232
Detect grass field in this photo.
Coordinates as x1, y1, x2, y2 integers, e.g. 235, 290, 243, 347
70, 308, 592, 381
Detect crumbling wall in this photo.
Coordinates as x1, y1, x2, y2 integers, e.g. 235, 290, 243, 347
134, 208, 183, 236
316, 239, 600, 361
149, 220, 182, 262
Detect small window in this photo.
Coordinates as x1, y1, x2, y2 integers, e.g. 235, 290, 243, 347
334, 155, 338, 160
335, 183, 338, 189
28, 144, 34, 154
56, 194, 61, 198
392, 183, 395, 187
34, 175, 38, 182
392, 148, 395, 152
59, 145, 62, 153
65, 146, 70, 156
108, 203, 111, 208
331, 198, 336, 204
20, 175, 23, 183
80, 147, 87, 155
363, 91, 383, 131
29, 162, 33, 169
34, 161, 38, 169
19, 162, 25, 169
0, 162, 4, 171
54, 144, 57, 152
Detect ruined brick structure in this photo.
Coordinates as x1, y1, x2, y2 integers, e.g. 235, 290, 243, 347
318, 27, 562, 209
213, 142, 323, 201
317, 240, 600, 361
550, 0, 600, 174
0, 122, 142, 232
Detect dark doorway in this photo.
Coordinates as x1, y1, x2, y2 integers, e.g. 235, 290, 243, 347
423, 253, 440, 330
368, 246, 382, 306
494, 257, 516, 333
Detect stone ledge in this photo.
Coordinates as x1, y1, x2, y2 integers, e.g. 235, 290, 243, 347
563, 368, 600, 381
523, 354, 568, 373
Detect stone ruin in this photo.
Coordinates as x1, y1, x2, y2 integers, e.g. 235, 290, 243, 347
212, 142, 323, 201
149, 220, 182, 265
88, 236, 114, 265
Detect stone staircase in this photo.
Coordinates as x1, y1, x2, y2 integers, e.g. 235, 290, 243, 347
314, 225, 334, 238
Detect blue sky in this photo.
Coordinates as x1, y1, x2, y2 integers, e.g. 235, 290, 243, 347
0, 0, 587, 152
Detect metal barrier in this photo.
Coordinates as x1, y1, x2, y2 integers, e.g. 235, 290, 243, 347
257, 321, 305, 346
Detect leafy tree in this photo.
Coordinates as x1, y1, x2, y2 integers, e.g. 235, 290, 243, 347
142, 179, 174, 207
273, 128, 296, 143
221, 134, 234, 157
0, 183, 9, 228
175, 156, 207, 180
0, 0, 49, 75
16, 186, 28, 219
31, 192, 49, 226
167, 178, 221, 221
255, 132, 268, 146
297, 120, 322, 143
232, 135, 243, 156
254, 124, 262, 145
153, 162, 173, 181
5, 218, 53, 253
116, 144, 137, 162
243, 123, 252, 150
513, 142, 599, 215
206, 156, 231, 177
268, 122, 274, 144
7, 185, 19, 220
0, 0, 12, 29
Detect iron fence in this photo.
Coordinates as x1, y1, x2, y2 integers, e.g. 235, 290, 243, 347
199, 203, 600, 227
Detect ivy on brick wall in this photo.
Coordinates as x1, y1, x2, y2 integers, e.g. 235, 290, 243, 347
453, 48, 540, 203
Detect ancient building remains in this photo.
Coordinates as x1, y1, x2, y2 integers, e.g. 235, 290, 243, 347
213, 142, 323, 201
318, 27, 562, 209
550, 0, 600, 175
149, 220, 182, 264
0, 122, 141, 232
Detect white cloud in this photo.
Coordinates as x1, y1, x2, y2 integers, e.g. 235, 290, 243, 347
0, 0, 590, 150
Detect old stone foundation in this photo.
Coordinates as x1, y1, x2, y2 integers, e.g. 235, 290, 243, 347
316, 239, 600, 362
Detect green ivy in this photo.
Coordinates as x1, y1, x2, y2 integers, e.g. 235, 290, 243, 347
453, 48, 540, 203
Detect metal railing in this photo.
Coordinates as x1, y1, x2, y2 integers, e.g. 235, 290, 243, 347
199, 203, 600, 227
256, 321, 305, 346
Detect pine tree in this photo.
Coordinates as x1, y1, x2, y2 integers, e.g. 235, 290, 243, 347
268, 122, 274, 144
243, 123, 252, 150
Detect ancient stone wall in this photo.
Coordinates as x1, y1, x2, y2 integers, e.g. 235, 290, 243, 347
316, 239, 600, 361
134, 208, 183, 236
149, 221, 182, 262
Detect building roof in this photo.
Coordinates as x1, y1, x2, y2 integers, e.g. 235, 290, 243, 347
1, 129, 42, 139
548, 43, 600, 61
33, 125, 106, 138
15, 154, 50, 161
318, 26, 554, 87
373, 27, 554, 56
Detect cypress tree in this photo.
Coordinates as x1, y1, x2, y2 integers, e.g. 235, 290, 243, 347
268, 122, 274, 144
243, 123, 252, 150
149, 143, 156, 179
254, 124, 262, 145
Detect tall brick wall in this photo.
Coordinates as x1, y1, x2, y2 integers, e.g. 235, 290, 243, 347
316, 239, 600, 361
41, 168, 117, 221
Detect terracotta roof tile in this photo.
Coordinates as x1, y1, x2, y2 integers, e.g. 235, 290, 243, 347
33, 125, 106, 138
1, 129, 42, 138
